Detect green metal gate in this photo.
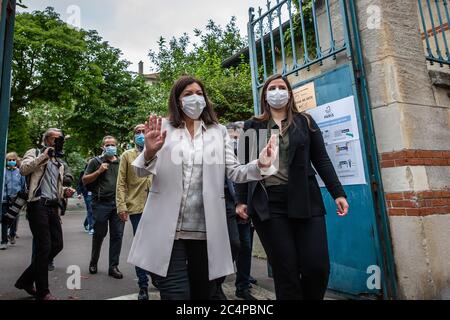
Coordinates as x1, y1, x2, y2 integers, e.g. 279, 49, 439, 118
418, 0, 450, 67
0, 0, 17, 205
247, 0, 397, 299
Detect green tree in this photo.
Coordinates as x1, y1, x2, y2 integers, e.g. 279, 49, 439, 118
11, 8, 86, 113
9, 8, 154, 162
148, 17, 254, 123
7, 111, 31, 156
68, 30, 152, 155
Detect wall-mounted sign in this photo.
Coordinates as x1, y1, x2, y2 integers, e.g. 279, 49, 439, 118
293, 82, 317, 112
307, 96, 367, 186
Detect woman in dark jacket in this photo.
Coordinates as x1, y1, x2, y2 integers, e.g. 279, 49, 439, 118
235, 74, 349, 300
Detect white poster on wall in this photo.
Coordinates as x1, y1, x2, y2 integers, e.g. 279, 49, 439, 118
307, 96, 367, 186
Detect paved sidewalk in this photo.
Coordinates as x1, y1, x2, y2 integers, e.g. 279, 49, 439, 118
0, 198, 341, 300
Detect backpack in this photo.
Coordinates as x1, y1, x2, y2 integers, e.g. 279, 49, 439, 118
4, 149, 38, 226
84, 157, 103, 193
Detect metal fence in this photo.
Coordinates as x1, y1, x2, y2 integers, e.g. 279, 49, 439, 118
418, 0, 450, 67
247, 0, 348, 91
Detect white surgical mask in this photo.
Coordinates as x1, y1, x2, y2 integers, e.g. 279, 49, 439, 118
266, 89, 289, 109
181, 94, 206, 120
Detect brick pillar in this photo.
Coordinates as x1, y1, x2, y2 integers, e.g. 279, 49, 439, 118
356, 0, 450, 299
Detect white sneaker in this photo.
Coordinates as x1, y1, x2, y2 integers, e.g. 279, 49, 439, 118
89, 229, 94, 235
0, 243, 7, 250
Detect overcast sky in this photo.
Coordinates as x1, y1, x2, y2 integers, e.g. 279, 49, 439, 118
19, 0, 264, 73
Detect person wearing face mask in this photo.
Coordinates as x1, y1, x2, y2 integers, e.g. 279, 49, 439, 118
127, 76, 278, 300
1, 152, 26, 250
116, 124, 156, 300
235, 74, 350, 300
15, 128, 74, 300
82, 136, 124, 279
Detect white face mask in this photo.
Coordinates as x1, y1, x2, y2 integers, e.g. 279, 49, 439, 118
266, 89, 290, 109
181, 94, 206, 119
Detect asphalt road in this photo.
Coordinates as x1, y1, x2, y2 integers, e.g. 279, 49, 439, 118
0, 199, 276, 300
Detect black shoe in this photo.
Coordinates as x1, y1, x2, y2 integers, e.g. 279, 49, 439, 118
151, 278, 159, 289
38, 293, 58, 300
15, 283, 37, 297
236, 289, 258, 301
89, 263, 97, 274
138, 287, 149, 300
249, 277, 257, 285
108, 266, 123, 279
212, 285, 227, 300
48, 261, 55, 271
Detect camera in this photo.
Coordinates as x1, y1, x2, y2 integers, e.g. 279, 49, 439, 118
47, 136, 65, 158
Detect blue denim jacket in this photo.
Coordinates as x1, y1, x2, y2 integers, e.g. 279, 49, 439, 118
2, 168, 26, 203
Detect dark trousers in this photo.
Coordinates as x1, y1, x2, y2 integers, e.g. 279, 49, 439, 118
235, 222, 254, 292
212, 195, 241, 299
1, 202, 19, 242
1, 203, 9, 244
225, 198, 241, 261
129, 214, 150, 289
90, 200, 124, 268
9, 214, 19, 238
254, 214, 330, 300
153, 240, 212, 300
16, 201, 63, 298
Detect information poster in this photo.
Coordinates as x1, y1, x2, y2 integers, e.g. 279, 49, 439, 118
307, 96, 367, 186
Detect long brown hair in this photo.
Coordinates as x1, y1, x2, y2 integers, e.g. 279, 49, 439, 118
168, 76, 219, 128
254, 74, 314, 133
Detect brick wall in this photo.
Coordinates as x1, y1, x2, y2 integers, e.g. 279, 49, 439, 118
380, 150, 450, 168
386, 190, 450, 216
381, 149, 450, 217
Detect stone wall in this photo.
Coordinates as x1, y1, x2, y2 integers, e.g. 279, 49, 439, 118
249, 0, 450, 299
356, 0, 450, 299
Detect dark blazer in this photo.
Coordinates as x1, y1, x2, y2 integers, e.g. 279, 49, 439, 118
235, 113, 347, 221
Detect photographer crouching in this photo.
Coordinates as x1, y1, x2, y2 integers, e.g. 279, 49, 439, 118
14, 128, 75, 300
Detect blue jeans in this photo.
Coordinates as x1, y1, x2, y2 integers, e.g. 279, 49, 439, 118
130, 214, 150, 289
235, 222, 254, 292
83, 194, 94, 230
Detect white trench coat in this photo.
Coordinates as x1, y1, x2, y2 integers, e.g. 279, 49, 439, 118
127, 119, 274, 280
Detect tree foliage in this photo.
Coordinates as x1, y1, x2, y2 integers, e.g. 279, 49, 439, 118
8, 9, 254, 182
9, 8, 151, 159
147, 17, 254, 123
8, 8, 156, 182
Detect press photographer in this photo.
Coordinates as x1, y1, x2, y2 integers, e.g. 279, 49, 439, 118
14, 128, 75, 300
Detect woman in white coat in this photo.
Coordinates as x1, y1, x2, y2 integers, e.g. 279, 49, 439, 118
128, 76, 277, 300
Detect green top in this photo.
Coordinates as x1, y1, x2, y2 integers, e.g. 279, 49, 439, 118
85, 156, 120, 200
265, 118, 289, 187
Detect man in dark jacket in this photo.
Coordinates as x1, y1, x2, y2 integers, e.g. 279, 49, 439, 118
82, 136, 123, 279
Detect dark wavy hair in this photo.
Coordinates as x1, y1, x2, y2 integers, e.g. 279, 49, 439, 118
168, 76, 219, 128
255, 74, 314, 132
